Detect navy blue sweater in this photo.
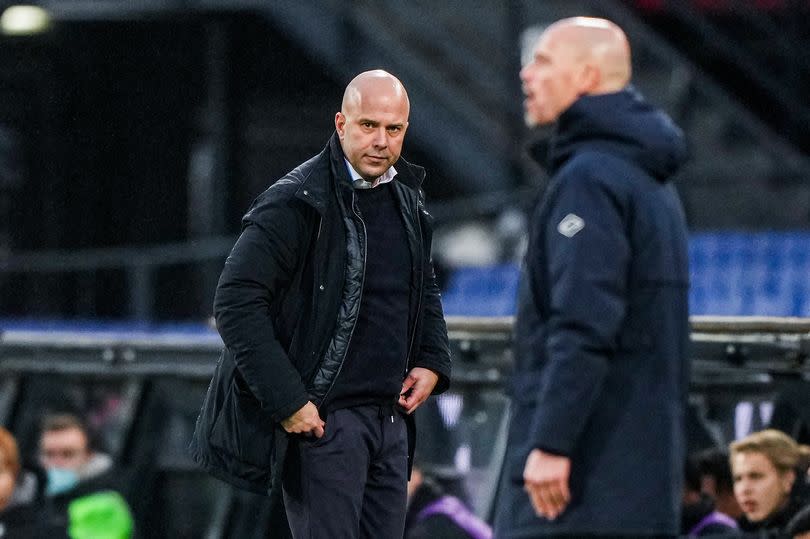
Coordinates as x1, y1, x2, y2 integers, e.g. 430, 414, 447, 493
325, 183, 412, 411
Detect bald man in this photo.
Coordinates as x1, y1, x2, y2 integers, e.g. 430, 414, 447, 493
494, 18, 690, 538
190, 70, 451, 538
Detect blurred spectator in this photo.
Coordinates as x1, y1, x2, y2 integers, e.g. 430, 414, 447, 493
730, 429, 810, 535
38, 414, 133, 539
405, 465, 492, 539
0, 426, 67, 538
695, 447, 744, 520
495, 16, 690, 538
682, 454, 739, 536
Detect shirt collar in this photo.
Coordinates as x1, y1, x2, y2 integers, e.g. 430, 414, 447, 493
344, 159, 397, 189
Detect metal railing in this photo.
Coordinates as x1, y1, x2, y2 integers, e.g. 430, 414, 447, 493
2, 315, 808, 379
0, 236, 237, 319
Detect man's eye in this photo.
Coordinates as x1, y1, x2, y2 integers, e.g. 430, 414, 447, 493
362, 122, 373, 128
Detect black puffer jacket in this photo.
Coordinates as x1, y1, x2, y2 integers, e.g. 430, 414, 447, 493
189, 133, 451, 500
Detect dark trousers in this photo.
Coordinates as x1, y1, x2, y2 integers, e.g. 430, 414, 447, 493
282, 404, 408, 539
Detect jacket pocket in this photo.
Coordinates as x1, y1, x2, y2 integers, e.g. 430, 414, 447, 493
209, 375, 276, 468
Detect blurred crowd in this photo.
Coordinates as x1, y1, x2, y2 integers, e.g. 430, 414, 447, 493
7, 411, 810, 538
0, 415, 132, 539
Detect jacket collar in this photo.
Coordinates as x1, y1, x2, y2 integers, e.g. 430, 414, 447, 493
294, 132, 426, 214
542, 86, 687, 181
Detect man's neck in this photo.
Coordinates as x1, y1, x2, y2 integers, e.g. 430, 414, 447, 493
343, 158, 397, 189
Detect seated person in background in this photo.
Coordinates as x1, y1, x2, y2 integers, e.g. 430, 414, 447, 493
730, 429, 810, 535
404, 464, 492, 539
0, 426, 66, 538
39, 413, 133, 539
696, 446, 744, 520
682, 454, 739, 536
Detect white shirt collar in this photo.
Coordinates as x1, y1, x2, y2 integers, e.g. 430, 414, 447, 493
344, 159, 397, 189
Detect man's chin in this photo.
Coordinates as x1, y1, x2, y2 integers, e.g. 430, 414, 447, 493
359, 167, 388, 179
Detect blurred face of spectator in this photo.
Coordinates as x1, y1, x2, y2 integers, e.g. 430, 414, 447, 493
732, 451, 794, 523
40, 426, 91, 471
520, 30, 586, 126
335, 74, 409, 182
0, 448, 15, 511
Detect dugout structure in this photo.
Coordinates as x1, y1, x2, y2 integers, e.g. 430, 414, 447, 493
0, 316, 808, 536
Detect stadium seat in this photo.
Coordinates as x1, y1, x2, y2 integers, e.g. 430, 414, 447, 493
441, 232, 810, 317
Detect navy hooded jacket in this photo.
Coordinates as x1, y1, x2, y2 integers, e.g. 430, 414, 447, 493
495, 88, 691, 537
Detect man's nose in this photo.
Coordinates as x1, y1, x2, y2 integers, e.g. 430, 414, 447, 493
372, 127, 387, 147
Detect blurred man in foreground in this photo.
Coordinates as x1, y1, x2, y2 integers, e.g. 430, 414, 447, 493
495, 17, 690, 538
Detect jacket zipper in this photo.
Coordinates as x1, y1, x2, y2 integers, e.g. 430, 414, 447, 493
307, 215, 324, 377
404, 197, 424, 373
319, 190, 367, 406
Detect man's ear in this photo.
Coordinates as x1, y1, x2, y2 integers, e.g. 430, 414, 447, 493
782, 469, 796, 494
335, 112, 346, 138
578, 63, 601, 94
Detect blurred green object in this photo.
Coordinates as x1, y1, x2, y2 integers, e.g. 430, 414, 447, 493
68, 491, 134, 539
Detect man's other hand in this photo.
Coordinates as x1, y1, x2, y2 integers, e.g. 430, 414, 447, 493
398, 367, 439, 414
523, 448, 571, 520
281, 401, 325, 438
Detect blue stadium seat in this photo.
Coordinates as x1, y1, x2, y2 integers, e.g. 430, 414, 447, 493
690, 232, 810, 316
442, 232, 810, 317
440, 264, 520, 316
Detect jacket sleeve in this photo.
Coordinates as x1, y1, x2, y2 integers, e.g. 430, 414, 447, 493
529, 167, 630, 455
213, 192, 312, 423
413, 255, 451, 394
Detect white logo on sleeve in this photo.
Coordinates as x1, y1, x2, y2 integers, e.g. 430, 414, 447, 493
557, 213, 585, 237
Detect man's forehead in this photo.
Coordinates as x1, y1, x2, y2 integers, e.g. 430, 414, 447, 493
535, 29, 574, 57
354, 115, 406, 126
348, 91, 407, 111
346, 102, 409, 126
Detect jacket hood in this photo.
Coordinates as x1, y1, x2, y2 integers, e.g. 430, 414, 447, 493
543, 86, 688, 182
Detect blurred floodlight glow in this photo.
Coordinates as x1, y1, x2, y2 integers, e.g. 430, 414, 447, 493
1, 5, 52, 35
